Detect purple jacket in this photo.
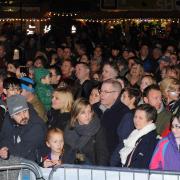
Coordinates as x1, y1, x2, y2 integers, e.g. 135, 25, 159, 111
150, 132, 180, 171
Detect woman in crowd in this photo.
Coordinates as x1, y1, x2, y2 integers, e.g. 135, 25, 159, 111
64, 98, 109, 165
89, 84, 101, 105
101, 61, 119, 81
126, 63, 144, 88
119, 104, 158, 169
150, 115, 180, 171
160, 77, 180, 116
140, 75, 156, 93
47, 87, 74, 131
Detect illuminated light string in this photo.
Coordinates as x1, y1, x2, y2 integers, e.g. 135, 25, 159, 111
0, 18, 50, 22
48, 11, 78, 17
75, 18, 180, 24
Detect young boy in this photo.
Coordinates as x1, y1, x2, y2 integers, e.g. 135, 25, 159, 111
34, 68, 53, 111
43, 128, 64, 168
3, 77, 21, 98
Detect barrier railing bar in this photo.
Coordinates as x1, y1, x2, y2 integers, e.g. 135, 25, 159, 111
0, 163, 44, 180
60, 164, 180, 176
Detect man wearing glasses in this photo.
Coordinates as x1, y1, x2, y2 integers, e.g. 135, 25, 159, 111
93, 79, 134, 165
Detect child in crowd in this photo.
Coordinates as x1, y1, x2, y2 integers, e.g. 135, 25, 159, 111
43, 128, 64, 168
34, 68, 53, 111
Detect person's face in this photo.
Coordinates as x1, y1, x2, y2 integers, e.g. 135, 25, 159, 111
102, 64, 117, 81
128, 59, 135, 69
152, 48, 162, 60
122, 51, 129, 60
94, 47, 102, 58
167, 85, 180, 101
7, 64, 16, 73
57, 48, 64, 58
12, 109, 29, 125
100, 83, 119, 108
90, 61, 100, 73
52, 91, 64, 110
26, 60, 33, 68
140, 77, 153, 92
42, 75, 50, 85
170, 54, 177, 65
46, 133, 64, 154
4, 86, 21, 97
75, 64, 89, 81
49, 69, 60, 84
0, 46, 5, 57
159, 61, 169, 70
80, 55, 89, 64
77, 105, 93, 125
134, 110, 152, 130
89, 88, 100, 105
144, 90, 162, 110
140, 45, 149, 57
112, 49, 119, 57
166, 69, 178, 79
61, 61, 73, 77
130, 64, 141, 77
34, 59, 43, 68
121, 91, 132, 107
171, 117, 180, 139
63, 48, 71, 59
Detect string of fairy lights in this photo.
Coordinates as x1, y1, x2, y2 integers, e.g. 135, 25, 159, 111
0, 18, 50, 22
0, 11, 179, 24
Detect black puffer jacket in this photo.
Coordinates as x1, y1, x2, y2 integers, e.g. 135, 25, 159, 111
0, 105, 47, 162
47, 108, 71, 131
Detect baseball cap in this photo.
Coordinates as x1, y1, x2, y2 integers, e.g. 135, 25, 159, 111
7, 95, 29, 116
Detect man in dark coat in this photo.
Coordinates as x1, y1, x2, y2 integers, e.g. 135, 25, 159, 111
0, 94, 46, 163
93, 79, 134, 159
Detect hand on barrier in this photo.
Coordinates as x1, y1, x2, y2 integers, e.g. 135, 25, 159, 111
43, 159, 62, 168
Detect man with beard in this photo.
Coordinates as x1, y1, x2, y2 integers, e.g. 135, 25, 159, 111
0, 94, 46, 163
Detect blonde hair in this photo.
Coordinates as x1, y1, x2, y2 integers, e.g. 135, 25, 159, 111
46, 128, 64, 142
53, 87, 74, 113
160, 77, 180, 98
70, 98, 93, 127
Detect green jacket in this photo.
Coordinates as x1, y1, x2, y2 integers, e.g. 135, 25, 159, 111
35, 83, 53, 111
156, 109, 172, 136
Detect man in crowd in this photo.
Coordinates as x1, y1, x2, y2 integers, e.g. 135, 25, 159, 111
0, 94, 46, 162
143, 84, 172, 136
74, 62, 95, 99
93, 79, 134, 159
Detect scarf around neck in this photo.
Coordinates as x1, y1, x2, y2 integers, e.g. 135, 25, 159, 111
119, 123, 156, 165
64, 115, 100, 150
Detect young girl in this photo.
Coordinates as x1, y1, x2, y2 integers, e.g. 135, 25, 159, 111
43, 128, 64, 168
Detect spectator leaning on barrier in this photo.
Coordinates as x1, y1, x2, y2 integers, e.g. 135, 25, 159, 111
64, 98, 109, 166
150, 115, 180, 171
119, 104, 159, 169
0, 94, 46, 162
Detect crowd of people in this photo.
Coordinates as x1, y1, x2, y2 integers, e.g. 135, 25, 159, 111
0, 21, 179, 171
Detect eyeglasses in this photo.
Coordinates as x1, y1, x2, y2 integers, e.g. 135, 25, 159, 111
99, 90, 119, 94
171, 124, 180, 130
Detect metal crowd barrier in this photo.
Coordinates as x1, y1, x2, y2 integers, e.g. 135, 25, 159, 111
40, 164, 180, 180
0, 159, 44, 180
